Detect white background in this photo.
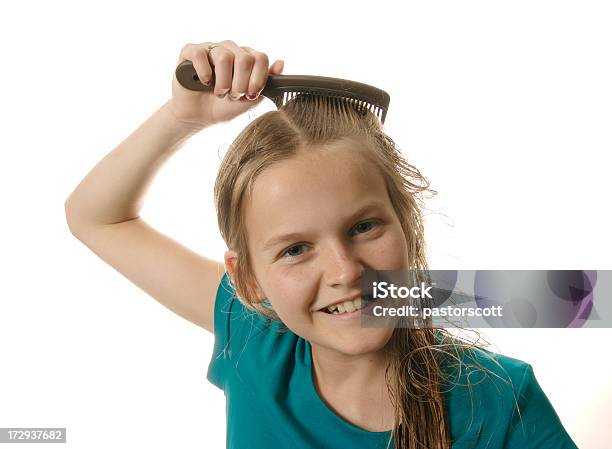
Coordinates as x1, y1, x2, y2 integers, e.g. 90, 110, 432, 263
1, 0, 610, 448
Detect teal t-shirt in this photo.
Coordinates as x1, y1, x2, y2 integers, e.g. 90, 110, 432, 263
207, 272, 578, 449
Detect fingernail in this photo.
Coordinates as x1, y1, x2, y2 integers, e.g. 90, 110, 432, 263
216, 92, 227, 99
246, 93, 257, 100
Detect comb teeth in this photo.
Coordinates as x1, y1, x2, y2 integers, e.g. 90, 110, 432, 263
280, 90, 385, 122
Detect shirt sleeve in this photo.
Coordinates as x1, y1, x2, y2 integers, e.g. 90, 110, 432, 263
206, 271, 273, 391
504, 364, 579, 448
206, 271, 237, 391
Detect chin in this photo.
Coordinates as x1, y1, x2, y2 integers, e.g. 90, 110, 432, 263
330, 327, 394, 356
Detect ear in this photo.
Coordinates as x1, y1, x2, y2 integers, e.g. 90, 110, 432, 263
224, 249, 267, 303
223, 249, 238, 284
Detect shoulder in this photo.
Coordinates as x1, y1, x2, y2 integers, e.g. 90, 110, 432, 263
457, 344, 532, 391
441, 338, 577, 448
208, 272, 298, 389
214, 271, 291, 347
435, 332, 532, 401
443, 343, 533, 419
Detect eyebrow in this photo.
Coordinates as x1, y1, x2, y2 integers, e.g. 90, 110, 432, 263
261, 201, 387, 252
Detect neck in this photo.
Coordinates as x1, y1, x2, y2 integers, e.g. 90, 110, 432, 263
310, 341, 391, 390
309, 341, 396, 432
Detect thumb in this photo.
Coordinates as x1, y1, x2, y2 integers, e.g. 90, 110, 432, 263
269, 59, 284, 75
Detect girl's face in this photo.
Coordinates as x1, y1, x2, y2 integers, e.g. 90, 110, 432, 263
228, 139, 410, 357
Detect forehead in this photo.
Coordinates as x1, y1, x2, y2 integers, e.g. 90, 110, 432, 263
244, 141, 390, 246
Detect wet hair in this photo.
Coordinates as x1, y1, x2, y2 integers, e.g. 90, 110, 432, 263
214, 94, 483, 449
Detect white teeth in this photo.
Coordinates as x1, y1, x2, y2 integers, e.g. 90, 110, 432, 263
326, 297, 363, 315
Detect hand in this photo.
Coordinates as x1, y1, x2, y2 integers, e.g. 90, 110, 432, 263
168, 40, 284, 129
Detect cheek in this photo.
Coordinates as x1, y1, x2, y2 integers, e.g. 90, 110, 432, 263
369, 227, 409, 268
267, 295, 314, 336
265, 277, 313, 318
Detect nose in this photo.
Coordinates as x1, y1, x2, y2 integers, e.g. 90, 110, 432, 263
323, 240, 365, 287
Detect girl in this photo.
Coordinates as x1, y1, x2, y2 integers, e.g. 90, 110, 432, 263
65, 39, 578, 449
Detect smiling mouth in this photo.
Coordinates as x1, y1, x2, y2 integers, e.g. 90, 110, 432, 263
320, 294, 377, 315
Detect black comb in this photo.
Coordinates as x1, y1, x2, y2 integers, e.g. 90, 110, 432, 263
175, 60, 391, 125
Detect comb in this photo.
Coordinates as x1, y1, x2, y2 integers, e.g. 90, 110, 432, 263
175, 60, 390, 124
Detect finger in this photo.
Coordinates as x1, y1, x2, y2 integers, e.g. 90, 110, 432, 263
245, 60, 284, 106
242, 47, 269, 100
240, 59, 285, 107
178, 43, 213, 86
225, 60, 284, 109
217, 40, 254, 100
207, 45, 234, 97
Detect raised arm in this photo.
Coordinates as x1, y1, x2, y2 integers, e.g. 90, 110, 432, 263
65, 100, 225, 332
65, 40, 283, 333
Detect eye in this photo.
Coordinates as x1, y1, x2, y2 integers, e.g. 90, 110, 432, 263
351, 220, 380, 236
279, 220, 381, 260
281, 244, 307, 259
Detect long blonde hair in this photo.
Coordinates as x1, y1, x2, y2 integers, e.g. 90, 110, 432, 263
214, 94, 458, 448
